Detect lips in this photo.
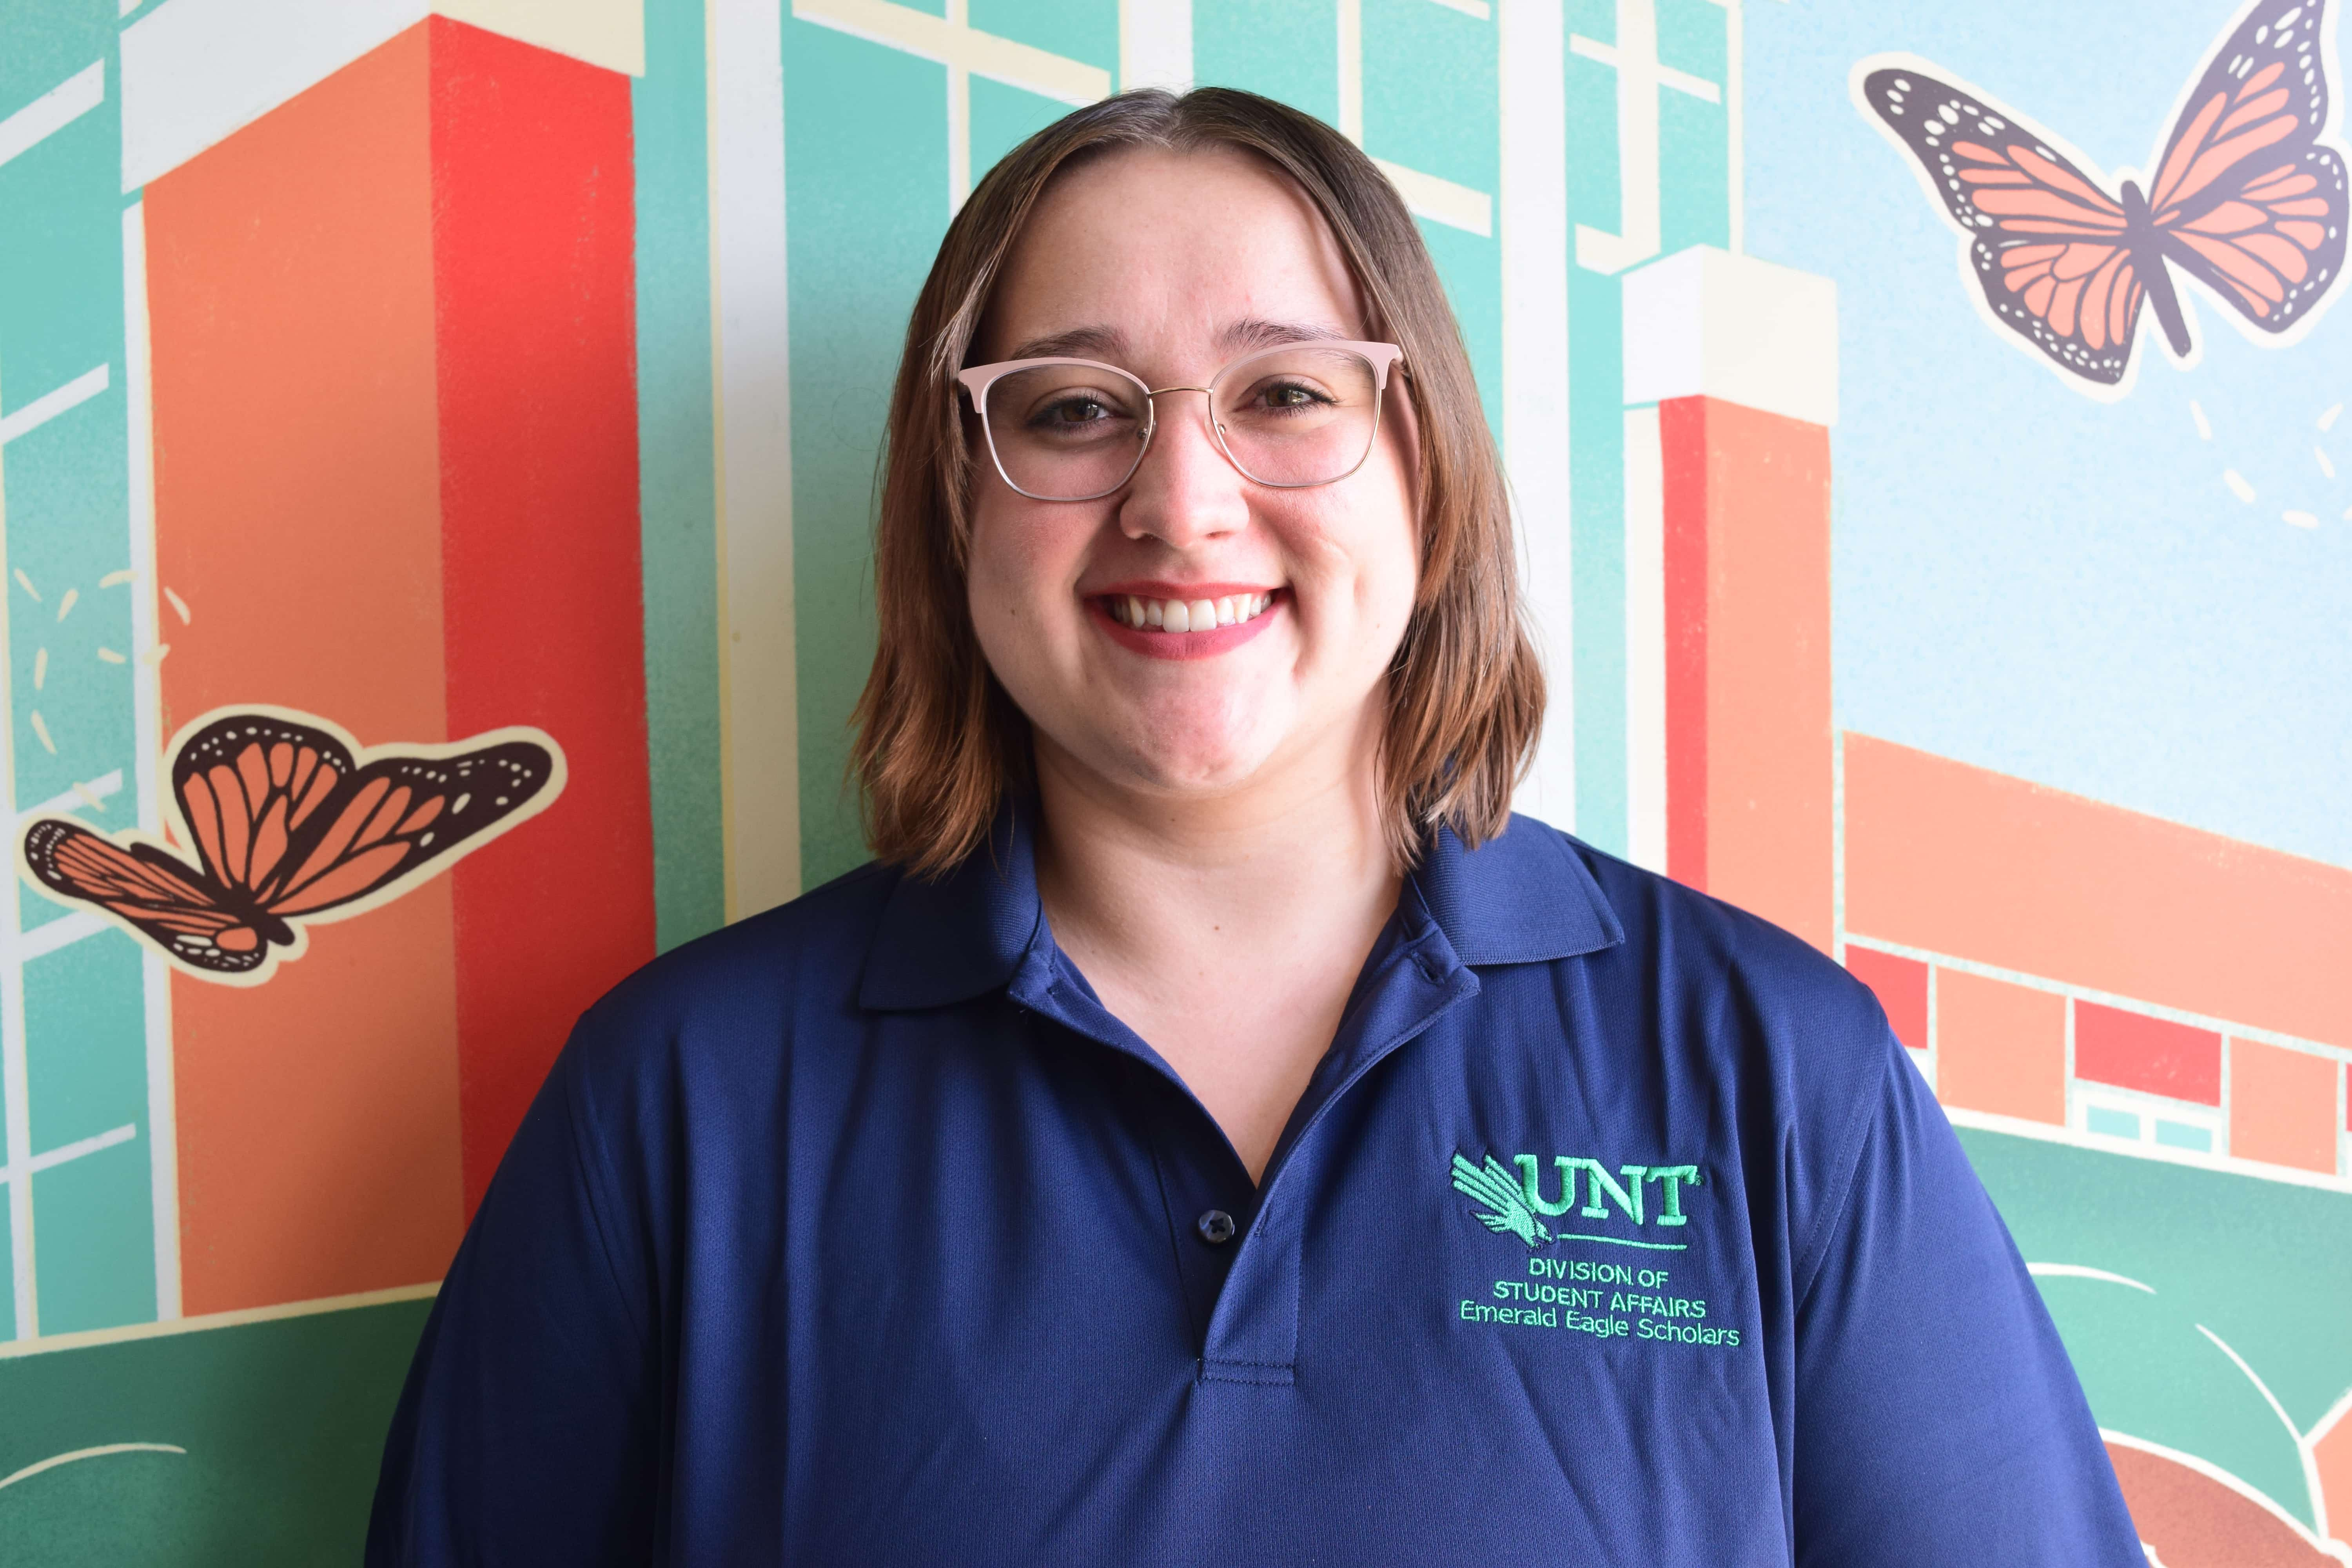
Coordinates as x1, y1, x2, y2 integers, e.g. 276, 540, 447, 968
1086, 586, 1286, 661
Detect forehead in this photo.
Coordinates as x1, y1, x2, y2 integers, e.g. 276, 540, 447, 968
981, 145, 1367, 362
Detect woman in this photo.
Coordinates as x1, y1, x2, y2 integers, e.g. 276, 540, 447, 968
370, 89, 2143, 1564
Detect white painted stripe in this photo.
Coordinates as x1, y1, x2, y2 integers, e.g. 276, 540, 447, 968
1373, 158, 1494, 237
1426, 0, 1492, 17
2309, 1383, 2352, 1446
0, 1123, 138, 1186
1716, 0, 1742, 254
1837, 931, 2352, 1065
945, 0, 971, 210
18, 913, 105, 962
15, 767, 125, 826
0, 367, 111, 447
433, 0, 646, 75
1944, 1106, 2352, 1195
2195, 1322, 2329, 1538
2025, 1262, 2155, 1294
1499, 0, 1573, 832
120, 0, 427, 192
1621, 406, 1667, 873
0, 1442, 185, 1493
0, 455, 33, 1334
0, 63, 105, 173
1338, 0, 1363, 141
711, 0, 800, 920
0, 1279, 438, 1359
141, 951, 177, 1318
123, 200, 177, 1321
791, 0, 1109, 104
1118, 0, 1192, 92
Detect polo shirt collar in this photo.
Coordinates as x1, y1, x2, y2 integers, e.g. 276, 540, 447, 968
857, 801, 1621, 1013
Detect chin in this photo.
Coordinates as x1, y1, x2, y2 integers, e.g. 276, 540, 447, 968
1099, 721, 1281, 797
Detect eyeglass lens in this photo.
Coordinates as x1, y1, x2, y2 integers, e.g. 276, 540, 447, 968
981, 347, 1383, 501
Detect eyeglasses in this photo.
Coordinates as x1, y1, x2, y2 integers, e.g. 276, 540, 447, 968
955, 341, 1406, 503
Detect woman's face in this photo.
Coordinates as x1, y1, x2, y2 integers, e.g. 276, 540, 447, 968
965, 147, 1420, 809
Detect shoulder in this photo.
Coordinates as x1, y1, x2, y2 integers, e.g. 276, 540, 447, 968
1509, 814, 1896, 1099
557, 858, 906, 1104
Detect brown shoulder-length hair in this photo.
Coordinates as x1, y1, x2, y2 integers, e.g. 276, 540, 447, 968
850, 87, 1543, 878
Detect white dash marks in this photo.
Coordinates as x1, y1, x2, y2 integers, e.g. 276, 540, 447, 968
98, 568, 134, 589
12, 570, 39, 603
2222, 469, 2257, 504
55, 588, 78, 623
162, 586, 190, 625
33, 648, 47, 691
2189, 400, 2212, 440
2321, 402, 2343, 432
2320, 447, 2338, 481
2283, 510, 2319, 529
95, 648, 126, 665
29, 712, 57, 755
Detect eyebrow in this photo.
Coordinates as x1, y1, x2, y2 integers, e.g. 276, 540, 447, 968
998, 318, 1350, 365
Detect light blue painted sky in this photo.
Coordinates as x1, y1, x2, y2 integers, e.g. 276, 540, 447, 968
1745, 0, 2352, 869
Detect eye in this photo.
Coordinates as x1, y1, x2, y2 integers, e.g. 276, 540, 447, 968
1252, 379, 1334, 411
1038, 396, 1114, 426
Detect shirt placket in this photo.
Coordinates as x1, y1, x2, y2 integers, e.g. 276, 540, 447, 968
1009, 910, 1479, 1385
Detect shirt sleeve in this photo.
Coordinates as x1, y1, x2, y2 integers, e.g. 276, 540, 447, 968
366, 1013, 661, 1566
1791, 1033, 2146, 1566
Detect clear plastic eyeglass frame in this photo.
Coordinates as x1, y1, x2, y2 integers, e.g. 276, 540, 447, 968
954, 340, 1407, 503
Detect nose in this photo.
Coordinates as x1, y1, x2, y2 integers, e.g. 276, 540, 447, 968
1115, 388, 1251, 548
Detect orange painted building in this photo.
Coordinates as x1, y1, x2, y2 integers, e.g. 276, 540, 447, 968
144, 19, 656, 1314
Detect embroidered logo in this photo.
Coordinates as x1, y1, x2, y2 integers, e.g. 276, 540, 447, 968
1449, 1148, 1738, 1347
1449, 1149, 1704, 1250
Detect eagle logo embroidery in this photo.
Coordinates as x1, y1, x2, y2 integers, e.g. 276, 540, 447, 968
1451, 1152, 1551, 1249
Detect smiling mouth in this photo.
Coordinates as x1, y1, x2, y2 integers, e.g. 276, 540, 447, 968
1102, 591, 1278, 633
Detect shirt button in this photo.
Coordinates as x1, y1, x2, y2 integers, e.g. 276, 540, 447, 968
1196, 1209, 1237, 1245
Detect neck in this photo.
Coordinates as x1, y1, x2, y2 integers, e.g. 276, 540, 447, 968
1029, 714, 1403, 985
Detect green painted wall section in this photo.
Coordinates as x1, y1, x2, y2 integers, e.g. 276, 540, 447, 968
0, 1298, 432, 1563
786, 22, 951, 889
24, 934, 151, 1336
0, 2, 158, 1342
1960, 1127, 2352, 1531
633, 0, 728, 952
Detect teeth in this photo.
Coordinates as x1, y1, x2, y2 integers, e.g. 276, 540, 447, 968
1109, 592, 1276, 631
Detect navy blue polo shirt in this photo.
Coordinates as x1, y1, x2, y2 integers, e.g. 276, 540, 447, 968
369, 810, 2143, 1565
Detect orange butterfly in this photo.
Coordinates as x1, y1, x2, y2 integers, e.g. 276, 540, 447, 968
1857, 0, 2348, 394
18, 707, 565, 984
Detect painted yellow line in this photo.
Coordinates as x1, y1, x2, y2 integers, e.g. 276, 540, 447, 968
0, 1443, 186, 1492
0, 1280, 439, 1361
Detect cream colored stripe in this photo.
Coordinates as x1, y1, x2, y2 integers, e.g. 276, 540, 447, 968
0, 1443, 186, 1492
793, 0, 1109, 103
711, 0, 800, 919
0, 1281, 440, 1359
123, 197, 180, 1322
1374, 158, 1494, 237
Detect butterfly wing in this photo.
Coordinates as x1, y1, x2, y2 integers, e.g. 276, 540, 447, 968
21, 818, 272, 974
169, 711, 360, 902
1862, 67, 2150, 385
2144, 0, 2348, 334
251, 737, 560, 921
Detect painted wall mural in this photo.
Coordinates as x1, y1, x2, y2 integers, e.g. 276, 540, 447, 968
0, 1, 2343, 1563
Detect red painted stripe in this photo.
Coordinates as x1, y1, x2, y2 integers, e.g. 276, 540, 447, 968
430, 19, 656, 1216
1660, 397, 1709, 891
1845, 948, 1928, 1054
2074, 1002, 2221, 1106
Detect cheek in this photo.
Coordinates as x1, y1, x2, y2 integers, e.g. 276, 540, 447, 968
965, 495, 1097, 660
